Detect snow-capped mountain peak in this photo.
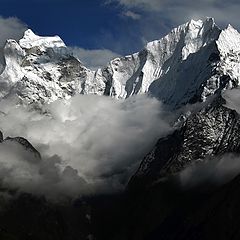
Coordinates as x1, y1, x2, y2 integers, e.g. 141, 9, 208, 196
19, 29, 66, 50
181, 17, 218, 60
0, 29, 94, 102
0, 18, 240, 108
217, 24, 240, 54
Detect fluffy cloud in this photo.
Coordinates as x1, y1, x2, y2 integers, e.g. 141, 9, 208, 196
0, 94, 172, 200
0, 141, 87, 201
70, 47, 120, 69
0, 16, 27, 46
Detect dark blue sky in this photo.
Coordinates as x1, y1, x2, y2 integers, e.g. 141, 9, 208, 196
0, 0, 153, 55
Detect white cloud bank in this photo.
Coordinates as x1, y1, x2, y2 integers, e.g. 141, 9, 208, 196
0, 16, 27, 47
0, 95, 172, 200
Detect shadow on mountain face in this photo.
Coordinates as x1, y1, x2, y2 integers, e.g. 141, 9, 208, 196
1, 172, 240, 240
142, 174, 240, 240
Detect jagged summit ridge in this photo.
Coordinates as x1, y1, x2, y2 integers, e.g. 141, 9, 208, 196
19, 29, 66, 50
217, 24, 240, 54
0, 29, 96, 103
0, 18, 240, 107
128, 19, 240, 189
100, 17, 220, 102
97, 18, 239, 106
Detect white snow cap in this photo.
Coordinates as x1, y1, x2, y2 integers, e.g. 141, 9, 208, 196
217, 24, 240, 54
0, 18, 239, 107
19, 29, 66, 50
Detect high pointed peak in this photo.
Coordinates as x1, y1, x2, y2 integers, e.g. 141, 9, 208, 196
220, 23, 240, 36
186, 17, 217, 30
23, 29, 37, 38
226, 23, 238, 31
188, 19, 203, 27
216, 23, 240, 54
19, 29, 66, 50
205, 17, 215, 24
145, 17, 219, 54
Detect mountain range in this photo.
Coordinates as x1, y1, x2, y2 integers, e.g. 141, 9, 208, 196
1, 17, 239, 107
0, 17, 240, 239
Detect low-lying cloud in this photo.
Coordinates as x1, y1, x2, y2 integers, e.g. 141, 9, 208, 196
179, 154, 240, 189
0, 94, 172, 200
0, 141, 87, 201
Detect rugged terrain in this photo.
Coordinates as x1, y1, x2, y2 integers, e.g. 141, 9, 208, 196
1, 17, 239, 108
0, 17, 240, 239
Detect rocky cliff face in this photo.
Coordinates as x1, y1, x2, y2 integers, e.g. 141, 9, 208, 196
129, 96, 240, 189
125, 19, 240, 189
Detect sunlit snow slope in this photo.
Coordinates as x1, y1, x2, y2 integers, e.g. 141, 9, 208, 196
0, 18, 240, 108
